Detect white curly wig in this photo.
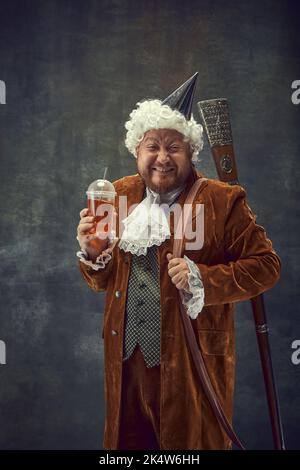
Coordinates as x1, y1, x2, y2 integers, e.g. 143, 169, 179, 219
124, 99, 204, 162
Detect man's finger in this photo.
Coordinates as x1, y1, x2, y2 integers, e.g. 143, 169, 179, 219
80, 208, 90, 218
172, 272, 186, 285
81, 216, 95, 224
168, 264, 184, 277
176, 280, 185, 290
168, 257, 182, 269
78, 222, 95, 235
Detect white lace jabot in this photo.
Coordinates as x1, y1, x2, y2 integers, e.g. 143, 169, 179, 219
118, 185, 184, 256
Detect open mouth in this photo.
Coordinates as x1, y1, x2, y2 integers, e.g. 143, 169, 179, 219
152, 167, 175, 174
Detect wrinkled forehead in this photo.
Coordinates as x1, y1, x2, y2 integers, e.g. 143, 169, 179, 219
141, 128, 186, 144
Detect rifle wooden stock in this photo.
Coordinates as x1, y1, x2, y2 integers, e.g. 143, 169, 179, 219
210, 145, 239, 185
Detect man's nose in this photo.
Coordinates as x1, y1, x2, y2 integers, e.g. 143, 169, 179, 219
156, 149, 170, 164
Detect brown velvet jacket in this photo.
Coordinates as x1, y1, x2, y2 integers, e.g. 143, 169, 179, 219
79, 166, 281, 450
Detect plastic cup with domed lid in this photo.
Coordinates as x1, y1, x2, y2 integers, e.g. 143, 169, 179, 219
86, 175, 116, 238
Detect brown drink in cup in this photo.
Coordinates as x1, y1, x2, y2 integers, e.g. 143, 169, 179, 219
86, 179, 116, 240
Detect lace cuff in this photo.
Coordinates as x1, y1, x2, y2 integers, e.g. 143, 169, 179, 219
76, 231, 117, 271
76, 247, 113, 271
181, 255, 205, 319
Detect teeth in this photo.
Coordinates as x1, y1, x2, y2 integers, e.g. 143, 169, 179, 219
153, 168, 173, 172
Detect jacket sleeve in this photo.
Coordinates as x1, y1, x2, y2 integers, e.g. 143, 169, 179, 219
197, 185, 281, 306
78, 248, 115, 293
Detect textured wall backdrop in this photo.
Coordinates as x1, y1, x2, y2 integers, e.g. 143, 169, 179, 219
0, 0, 299, 449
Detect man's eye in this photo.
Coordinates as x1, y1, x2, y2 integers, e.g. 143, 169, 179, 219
169, 146, 179, 151
147, 146, 157, 150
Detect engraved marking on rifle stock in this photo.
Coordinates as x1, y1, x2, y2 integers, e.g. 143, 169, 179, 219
197, 99, 233, 147
220, 155, 233, 173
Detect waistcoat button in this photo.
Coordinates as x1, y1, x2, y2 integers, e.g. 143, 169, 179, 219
115, 290, 121, 298
111, 330, 118, 335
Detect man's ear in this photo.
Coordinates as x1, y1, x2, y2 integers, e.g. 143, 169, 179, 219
136, 144, 140, 158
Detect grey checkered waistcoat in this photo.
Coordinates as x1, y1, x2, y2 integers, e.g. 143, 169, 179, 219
122, 244, 161, 368
122, 187, 184, 369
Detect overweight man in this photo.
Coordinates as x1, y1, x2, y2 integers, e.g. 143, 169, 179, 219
76, 74, 281, 450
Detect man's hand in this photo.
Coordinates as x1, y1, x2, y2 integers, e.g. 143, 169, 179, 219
77, 208, 110, 262
166, 253, 191, 293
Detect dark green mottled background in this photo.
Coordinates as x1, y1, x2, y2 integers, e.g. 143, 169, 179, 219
0, 0, 299, 449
